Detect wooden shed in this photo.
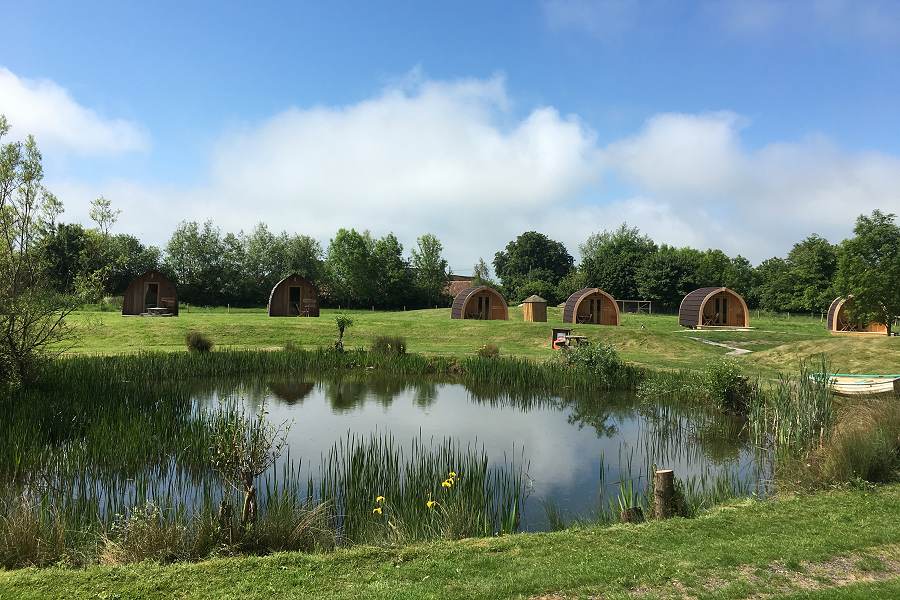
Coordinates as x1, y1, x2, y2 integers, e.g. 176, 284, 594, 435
122, 270, 178, 316
522, 295, 547, 322
679, 287, 749, 329
450, 286, 508, 320
562, 288, 619, 325
268, 274, 319, 317
826, 296, 887, 334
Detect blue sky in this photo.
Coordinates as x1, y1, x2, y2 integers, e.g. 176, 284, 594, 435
2, 0, 899, 269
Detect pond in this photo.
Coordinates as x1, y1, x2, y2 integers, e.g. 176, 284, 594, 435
1, 372, 772, 541
196, 376, 769, 531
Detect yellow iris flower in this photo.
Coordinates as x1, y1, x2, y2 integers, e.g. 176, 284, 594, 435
375, 495, 385, 503
372, 507, 383, 515
441, 479, 453, 488
448, 471, 457, 479
426, 500, 436, 509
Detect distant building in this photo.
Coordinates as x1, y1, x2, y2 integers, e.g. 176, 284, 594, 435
446, 274, 476, 299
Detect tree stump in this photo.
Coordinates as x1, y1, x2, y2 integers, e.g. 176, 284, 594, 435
654, 469, 675, 520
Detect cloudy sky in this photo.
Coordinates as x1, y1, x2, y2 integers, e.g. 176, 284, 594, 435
2, 1, 899, 272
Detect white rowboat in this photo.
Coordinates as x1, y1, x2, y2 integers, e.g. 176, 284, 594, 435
811, 373, 900, 396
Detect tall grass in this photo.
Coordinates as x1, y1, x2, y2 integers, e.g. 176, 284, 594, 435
37, 347, 645, 398
315, 433, 526, 544
748, 357, 833, 454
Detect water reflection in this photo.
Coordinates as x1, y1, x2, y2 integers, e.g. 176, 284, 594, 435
192, 376, 763, 530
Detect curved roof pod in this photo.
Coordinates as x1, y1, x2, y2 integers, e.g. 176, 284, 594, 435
679, 287, 749, 329
826, 296, 887, 333
268, 274, 320, 317
122, 270, 178, 316
562, 287, 619, 325
450, 286, 509, 320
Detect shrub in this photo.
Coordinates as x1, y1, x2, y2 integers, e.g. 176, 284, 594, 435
185, 331, 214, 353
100, 502, 192, 565
560, 342, 625, 384
702, 358, 754, 413
371, 336, 407, 355
334, 315, 354, 352
475, 344, 500, 358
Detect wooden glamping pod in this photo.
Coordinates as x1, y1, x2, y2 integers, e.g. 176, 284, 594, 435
679, 287, 749, 329
522, 295, 548, 322
122, 270, 178, 316
562, 288, 619, 325
450, 286, 508, 320
826, 296, 887, 334
268, 274, 320, 317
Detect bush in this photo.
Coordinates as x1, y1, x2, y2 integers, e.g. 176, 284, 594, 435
702, 358, 754, 413
475, 344, 500, 358
371, 336, 407, 355
560, 342, 625, 384
185, 331, 214, 353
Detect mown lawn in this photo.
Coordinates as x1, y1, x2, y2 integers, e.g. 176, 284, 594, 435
62, 307, 900, 377
2, 485, 899, 599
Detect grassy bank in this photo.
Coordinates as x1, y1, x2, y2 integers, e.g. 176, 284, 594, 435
62, 307, 900, 377
2, 484, 899, 599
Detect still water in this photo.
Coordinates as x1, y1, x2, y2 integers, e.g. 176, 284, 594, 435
197, 376, 767, 530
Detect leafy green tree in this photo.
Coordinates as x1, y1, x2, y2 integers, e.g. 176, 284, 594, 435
324, 228, 375, 307
635, 245, 700, 310
410, 234, 449, 307
472, 258, 494, 287
752, 257, 794, 312
0, 116, 77, 384
89, 195, 120, 236
371, 233, 412, 309
835, 210, 900, 336
164, 221, 229, 306
39, 222, 89, 293
493, 232, 574, 303
579, 224, 657, 299
281, 233, 323, 283
784, 234, 837, 312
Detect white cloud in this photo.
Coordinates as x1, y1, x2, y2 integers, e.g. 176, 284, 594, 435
602, 112, 900, 259
57, 74, 601, 270
0, 67, 147, 155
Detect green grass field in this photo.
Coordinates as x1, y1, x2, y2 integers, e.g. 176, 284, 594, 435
64, 306, 900, 377
3, 485, 899, 599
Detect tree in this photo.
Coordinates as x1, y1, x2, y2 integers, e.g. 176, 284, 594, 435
163, 221, 228, 306
635, 245, 699, 310
784, 234, 837, 312
493, 231, 574, 303
752, 257, 792, 312
210, 402, 290, 528
0, 116, 77, 384
580, 224, 657, 299
281, 233, 323, 283
324, 228, 375, 307
472, 258, 494, 287
89, 195, 120, 236
410, 234, 449, 307
835, 211, 900, 336
371, 233, 411, 309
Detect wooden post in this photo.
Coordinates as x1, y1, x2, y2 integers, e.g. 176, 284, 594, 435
654, 469, 675, 520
